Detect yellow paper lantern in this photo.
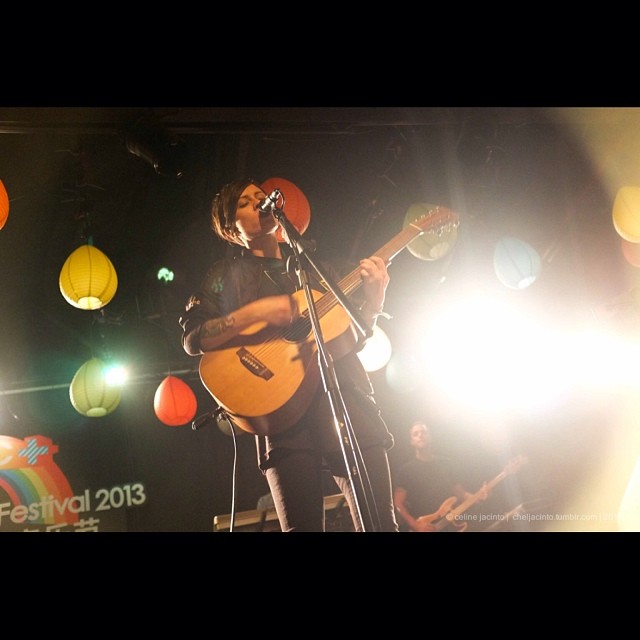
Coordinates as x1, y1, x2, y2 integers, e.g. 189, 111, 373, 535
613, 186, 640, 243
59, 244, 118, 310
0, 179, 9, 230
403, 202, 458, 261
69, 358, 121, 417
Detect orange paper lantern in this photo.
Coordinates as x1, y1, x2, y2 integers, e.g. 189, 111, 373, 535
154, 375, 197, 426
0, 179, 9, 230
261, 177, 311, 243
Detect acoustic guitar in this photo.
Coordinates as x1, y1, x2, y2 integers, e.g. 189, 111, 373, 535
416, 455, 528, 532
199, 206, 458, 437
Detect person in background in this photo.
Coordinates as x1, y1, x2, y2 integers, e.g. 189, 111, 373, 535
179, 177, 399, 532
394, 420, 488, 532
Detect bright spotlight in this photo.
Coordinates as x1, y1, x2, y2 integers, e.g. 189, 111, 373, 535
357, 325, 392, 372
417, 293, 571, 415
104, 364, 128, 386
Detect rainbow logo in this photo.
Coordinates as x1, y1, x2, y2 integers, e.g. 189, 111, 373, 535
0, 435, 78, 526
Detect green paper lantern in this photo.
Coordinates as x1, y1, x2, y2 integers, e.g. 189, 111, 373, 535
69, 358, 121, 417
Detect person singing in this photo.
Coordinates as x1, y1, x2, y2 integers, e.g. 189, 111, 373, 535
179, 178, 399, 532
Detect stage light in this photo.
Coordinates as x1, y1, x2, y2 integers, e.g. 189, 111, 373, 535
385, 349, 424, 393
104, 364, 128, 386
357, 325, 392, 372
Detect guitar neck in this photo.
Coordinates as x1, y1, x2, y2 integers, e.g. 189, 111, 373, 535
316, 223, 427, 316
434, 469, 510, 532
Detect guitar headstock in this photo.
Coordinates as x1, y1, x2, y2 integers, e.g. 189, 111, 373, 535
410, 206, 460, 236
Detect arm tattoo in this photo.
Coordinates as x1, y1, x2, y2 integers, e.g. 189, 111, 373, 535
201, 315, 235, 339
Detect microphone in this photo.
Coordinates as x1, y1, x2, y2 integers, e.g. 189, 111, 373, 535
257, 188, 281, 216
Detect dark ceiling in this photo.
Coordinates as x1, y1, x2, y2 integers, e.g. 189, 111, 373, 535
0, 106, 557, 134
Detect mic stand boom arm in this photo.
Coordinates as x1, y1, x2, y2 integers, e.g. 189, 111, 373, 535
274, 207, 379, 532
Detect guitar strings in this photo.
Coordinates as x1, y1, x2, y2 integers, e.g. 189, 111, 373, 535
248, 269, 363, 362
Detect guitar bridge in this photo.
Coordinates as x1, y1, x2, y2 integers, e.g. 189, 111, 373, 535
236, 347, 274, 380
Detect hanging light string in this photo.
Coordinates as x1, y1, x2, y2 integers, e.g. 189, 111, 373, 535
0, 366, 199, 396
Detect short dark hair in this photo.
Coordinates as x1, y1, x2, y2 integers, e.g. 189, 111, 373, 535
211, 177, 260, 245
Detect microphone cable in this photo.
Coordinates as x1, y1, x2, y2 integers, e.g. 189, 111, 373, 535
226, 413, 238, 533
192, 407, 238, 532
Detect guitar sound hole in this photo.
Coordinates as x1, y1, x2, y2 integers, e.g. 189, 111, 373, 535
286, 317, 312, 342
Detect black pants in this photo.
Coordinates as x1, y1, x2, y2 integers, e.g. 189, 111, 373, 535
264, 444, 399, 532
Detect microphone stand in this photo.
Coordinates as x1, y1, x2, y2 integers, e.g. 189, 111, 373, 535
274, 207, 380, 532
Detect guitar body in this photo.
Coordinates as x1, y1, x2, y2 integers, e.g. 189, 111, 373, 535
199, 289, 357, 436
